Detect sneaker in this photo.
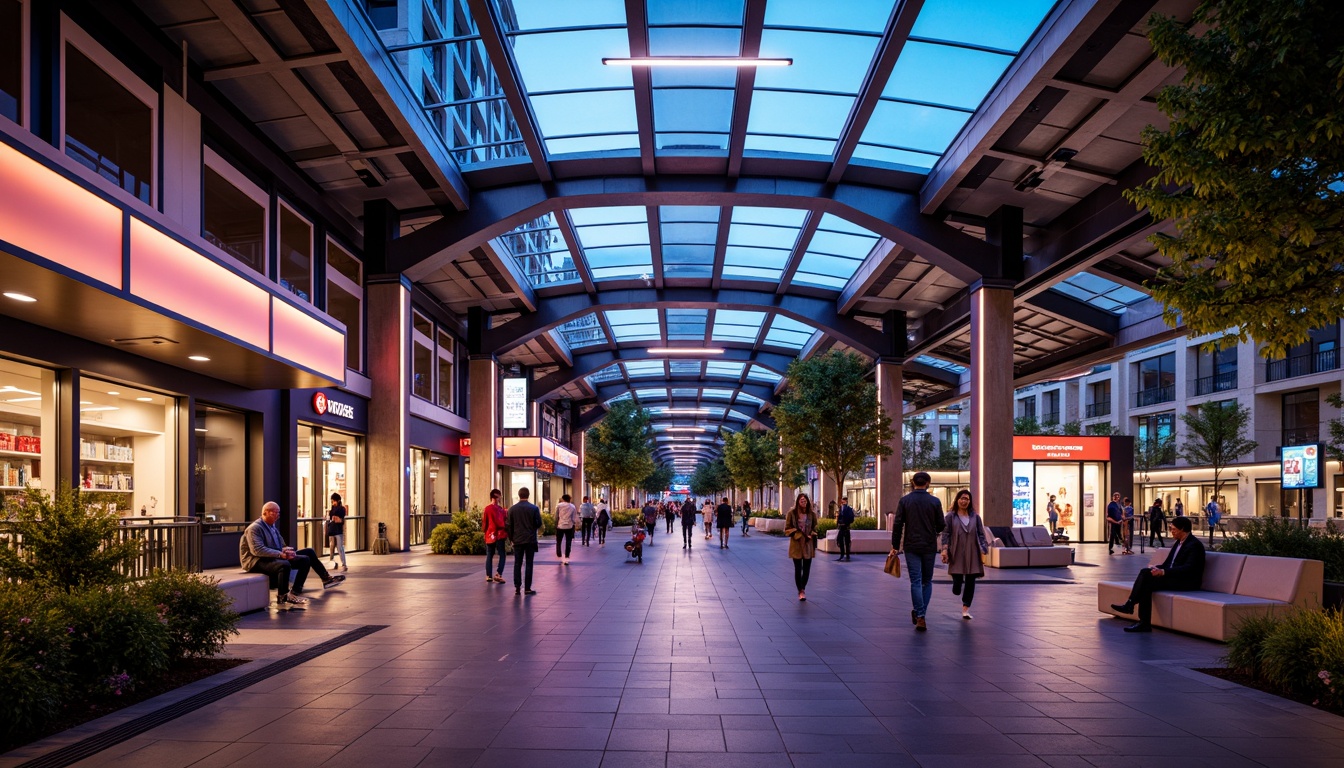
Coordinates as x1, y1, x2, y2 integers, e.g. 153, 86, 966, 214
962, 610, 973, 620
493, 574, 505, 583
524, 589, 537, 595
280, 593, 308, 606
486, 576, 495, 582
915, 616, 927, 632
323, 578, 343, 590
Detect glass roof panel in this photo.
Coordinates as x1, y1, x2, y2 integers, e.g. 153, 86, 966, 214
701, 389, 735, 400
791, 272, 849, 289
882, 42, 1014, 111
732, 207, 807, 227
910, 0, 1058, 52
764, 315, 816, 349
860, 100, 973, 155
653, 88, 735, 134
763, 0, 896, 32
530, 91, 638, 143
755, 30, 878, 94
543, 135, 641, 154
727, 409, 752, 421
670, 388, 699, 398
606, 309, 662, 342
558, 314, 608, 348
666, 309, 708, 340
585, 366, 624, 387
570, 207, 648, 227
648, 25, 741, 56
712, 310, 767, 343
624, 360, 667, 377
851, 144, 940, 170
914, 354, 968, 374
506, 0, 627, 29
745, 90, 853, 153
795, 214, 880, 289
705, 361, 744, 377
512, 30, 632, 93
736, 391, 764, 405
608, 392, 632, 403
668, 360, 703, 375
498, 212, 582, 287
634, 388, 667, 400
1052, 273, 1149, 314
647, 0, 745, 26
746, 365, 782, 383
721, 264, 785, 281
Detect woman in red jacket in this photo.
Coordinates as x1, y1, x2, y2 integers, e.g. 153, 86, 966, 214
483, 488, 508, 583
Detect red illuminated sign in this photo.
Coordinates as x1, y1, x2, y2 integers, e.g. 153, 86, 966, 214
1012, 436, 1111, 461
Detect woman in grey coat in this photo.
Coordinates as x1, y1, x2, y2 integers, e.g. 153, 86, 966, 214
939, 489, 991, 620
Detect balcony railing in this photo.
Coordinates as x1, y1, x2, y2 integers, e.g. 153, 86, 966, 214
1132, 385, 1175, 408
1040, 411, 1060, 427
1085, 401, 1111, 418
1282, 428, 1320, 447
1266, 348, 1339, 382
1193, 370, 1239, 396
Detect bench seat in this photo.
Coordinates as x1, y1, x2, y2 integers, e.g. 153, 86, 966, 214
987, 525, 1072, 568
817, 529, 890, 554
202, 569, 272, 614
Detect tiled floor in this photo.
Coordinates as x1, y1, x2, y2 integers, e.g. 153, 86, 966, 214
6, 532, 1343, 767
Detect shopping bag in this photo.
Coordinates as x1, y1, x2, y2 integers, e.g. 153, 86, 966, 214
883, 551, 902, 578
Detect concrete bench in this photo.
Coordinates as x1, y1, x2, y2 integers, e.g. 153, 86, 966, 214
817, 529, 890, 554
202, 568, 272, 614
751, 517, 785, 533
986, 525, 1072, 568
1097, 549, 1324, 641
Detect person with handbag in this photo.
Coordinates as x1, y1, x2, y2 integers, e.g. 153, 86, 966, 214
939, 490, 990, 620
784, 493, 819, 601
891, 471, 945, 631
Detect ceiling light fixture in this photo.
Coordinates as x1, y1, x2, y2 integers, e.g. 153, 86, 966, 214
5, 397, 40, 403
188, 355, 210, 362
666, 427, 708, 432
80, 405, 120, 412
136, 397, 153, 402
647, 347, 725, 355
107, 391, 121, 396
604, 56, 791, 68
2, 292, 36, 302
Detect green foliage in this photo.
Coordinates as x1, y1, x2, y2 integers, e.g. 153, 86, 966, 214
0, 485, 142, 591
1259, 609, 1343, 706
1061, 421, 1083, 436
752, 508, 782, 519
1179, 401, 1258, 504
1134, 434, 1175, 481
1218, 517, 1344, 582
1325, 393, 1344, 465
902, 417, 936, 471
640, 464, 674, 496
852, 517, 879, 531
689, 459, 732, 498
53, 585, 171, 687
722, 429, 779, 498
815, 518, 836, 536
585, 400, 656, 493
429, 510, 487, 556
135, 571, 240, 659
1014, 416, 1057, 436
774, 351, 894, 511
1126, 0, 1344, 357
610, 508, 638, 526
541, 512, 556, 537
1224, 612, 1280, 678
0, 584, 72, 741
452, 531, 485, 555
1087, 422, 1118, 436
429, 523, 454, 554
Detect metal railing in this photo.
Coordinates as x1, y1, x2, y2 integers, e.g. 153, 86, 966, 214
1132, 385, 1175, 408
0, 516, 202, 577
1265, 348, 1338, 382
1085, 401, 1111, 418
1193, 370, 1238, 396
296, 516, 367, 554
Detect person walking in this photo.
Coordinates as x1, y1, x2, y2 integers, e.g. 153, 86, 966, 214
579, 495, 596, 546
1205, 496, 1222, 546
939, 490, 990, 620
891, 471, 945, 631
680, 496, 698, 549
1148, 498, 1167, 547
716, 496, 734, 549
835, 496, 855, 561
702, 498, 715, 540
326, 492, 347, 571
595, 501, 610, 546
505, 487, 542, 595
665, 502, 676, 534
1173, 498, 1184, 517
555, 493, 578, 565
740, 499, 752, 536
784, 493, 819, 601
1106, 492, 1125, 555
482, 488, 507, 583
1122, 496, 1135, 554
1046, 494, 1058, 535
641, 499, 658, 545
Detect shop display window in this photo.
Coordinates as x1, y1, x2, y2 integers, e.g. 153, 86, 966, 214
0, 358, 53, 497
412, 310, 433, 400
63, 39, 154, 205
0, 0, 22, 125
194, 405, 247, 523
79, 378, 177, 518
326, 240, 363, 371
203, 154, 267, 275
298, 424, 362, 552
436, 329, 454, 409
279, 203, 313, 303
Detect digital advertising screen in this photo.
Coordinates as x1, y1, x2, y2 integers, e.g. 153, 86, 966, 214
1280, 443, 1323, 490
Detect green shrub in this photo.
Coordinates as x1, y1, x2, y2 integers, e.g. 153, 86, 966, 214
429, 523, 454, 554
815, 519, 836, 535
1224, 612, 1279, 678
429, 510, 487, 555
452, 531, 485, 556
135, 571, 240, 658
53, 586, 170, 688
0, 485, 142, 590
853, 517, 879, 530
1309, 612, 1344, 709
611, 509, 638, 526
754, 509, 783, 519
1218, 517, 1344, 582
0, 584, 72, 741
1259, 609, 1339, 700
541, 513, 556, 537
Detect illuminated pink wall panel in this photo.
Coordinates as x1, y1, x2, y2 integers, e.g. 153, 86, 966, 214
271, 298, 345, 380
129, 219, 270, 349
0, 142, 122, 287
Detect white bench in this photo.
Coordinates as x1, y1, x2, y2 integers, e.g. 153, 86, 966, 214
1097, 549, 1324, 641
203, 569, 271, 614
986, 525, 1072, 568
817, 529, 890, 554
752, 517, 785, 533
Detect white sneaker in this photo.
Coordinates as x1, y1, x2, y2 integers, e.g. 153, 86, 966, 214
962, 610, 972, 620
280, 593, 309, 606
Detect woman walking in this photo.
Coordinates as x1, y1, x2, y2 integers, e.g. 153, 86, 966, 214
326, 492, 347, 571
555, 493, 578, 564
784, 493, 819, 601
939, 489, 990, 620
702, 498, 715, 540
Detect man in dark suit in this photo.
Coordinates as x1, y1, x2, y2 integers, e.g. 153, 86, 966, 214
505, 487, 542, 596
835, 496, 856, 561
1111, 516, 1205, 632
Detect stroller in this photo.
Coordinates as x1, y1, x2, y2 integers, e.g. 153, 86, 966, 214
624, 524, 646, 563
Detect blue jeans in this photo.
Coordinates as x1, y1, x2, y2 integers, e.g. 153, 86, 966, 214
485, 540, 507, 576
906, 552, 937, 618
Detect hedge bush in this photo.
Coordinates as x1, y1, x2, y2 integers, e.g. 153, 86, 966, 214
1218, 517, 1344, 582
1225, 608, 1344, 710
136, 571, 240, 658
53, 585, 171, 687
853, 517, 879, 530
611, 509, 638, 527
0, 585, 72, 740
430, 508, 486, 555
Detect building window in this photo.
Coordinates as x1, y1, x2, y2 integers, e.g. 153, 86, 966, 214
1087, 380, 1111, 418
202, 152, 267, 275
278, 204, 313, 303
366, 0, 398, 29
79, 378, 178, 518
194, 404, 247, 523
63, 37, 155, 205
1267, 326, 1339, 381
326, 240, 363, 372
1041, 390, 1060, 426
1194, 345, 1237, 395
1016, 396, 1035, 421
1282, 389, 1319, 447
0, 0, 22, 125
436, 328, 454, 410
1135, 411, 1175, 466
1134, 353, 1175, 407
412, 310, 433, 401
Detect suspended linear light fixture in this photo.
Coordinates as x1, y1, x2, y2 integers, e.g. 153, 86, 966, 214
603, 56, 791, 68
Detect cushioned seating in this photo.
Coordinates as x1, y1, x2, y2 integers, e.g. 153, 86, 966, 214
986, 525, 1071, 568
1097, 550, 1324, 641
817, 529, 890, 553
203, 568, 271, 614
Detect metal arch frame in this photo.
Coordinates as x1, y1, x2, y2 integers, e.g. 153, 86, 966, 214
575, 399, 774, 432
485, 288, 888, 357
388, 177, 1001, 284
534, 346, 794, 400
592, 379, 777, 406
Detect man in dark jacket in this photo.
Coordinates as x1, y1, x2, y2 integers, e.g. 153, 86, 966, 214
890, 472, 945, 631
680, 498, 698, 549
835, 496, 856, 562
1111, 516, 1205, 632
505, 487, 542, 595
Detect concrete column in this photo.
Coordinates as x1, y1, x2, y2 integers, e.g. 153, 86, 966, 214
575, 429, 586, 501
970, 284, 1015, 527
366, 275, 412, 550
468, 355, 499, 513
819, 472, 838, 518
876, 358, 904, 530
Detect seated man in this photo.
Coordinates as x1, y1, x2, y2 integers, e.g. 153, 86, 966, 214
1111, 516, 1205, 632
241, 501, 345, 608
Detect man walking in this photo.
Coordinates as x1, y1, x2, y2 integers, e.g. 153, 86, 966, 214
579, 495, 596, 546
835, 495, 855, 561
505, 487, 542, 595
1111, 516, 1205, 632
554, 493, 578, 565
641, 498, 658, 545
890, 472, 945, 632
680, 496, 698, 549
1106, 492, 1125, 555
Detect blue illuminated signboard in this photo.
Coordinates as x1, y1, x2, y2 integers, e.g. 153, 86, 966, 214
1281, 443, 1323, 490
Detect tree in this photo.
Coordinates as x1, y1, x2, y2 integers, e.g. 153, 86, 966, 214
1325, 393, 1344, 464
1133, 433, 1174, 483
721, 428, 779, 508
901, 417, 936, 472
1014, 416, 1056, 435
1126, 0, 1344, 357
1061, 421, 1083, 436
689, 459, 731, 499
0, 484, 142, 590
584, 400, 654, 502
639, 464, 674, 498
1179, 400, 1259, 506
774, 351, 894, 513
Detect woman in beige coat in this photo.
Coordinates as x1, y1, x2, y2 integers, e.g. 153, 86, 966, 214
784, 493, 819, 601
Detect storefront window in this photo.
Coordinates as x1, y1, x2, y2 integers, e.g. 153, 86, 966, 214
79, 378, 177, 518
298, 424, 362, 551
279, 204, 313, 303
0, 358, 53, 498
326, 240, 362, 371
412, 311, 433, 400
203, 156, 266, 275
194, 405, 247, 522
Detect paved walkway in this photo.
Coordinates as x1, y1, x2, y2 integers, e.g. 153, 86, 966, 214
5, 532, 1343, 768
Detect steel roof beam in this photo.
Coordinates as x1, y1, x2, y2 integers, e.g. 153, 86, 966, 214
534, 346, 794, 401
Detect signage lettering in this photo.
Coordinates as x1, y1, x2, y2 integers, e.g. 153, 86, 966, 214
312, 391, 355, 420
1012, 435, 1111, 462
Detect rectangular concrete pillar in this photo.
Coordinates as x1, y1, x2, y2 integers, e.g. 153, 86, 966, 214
366, 275, 412, 550
970, 285, 1015, 527
876, 359, 904, 531
819, 471, 838, 518
468, 355, 499, 514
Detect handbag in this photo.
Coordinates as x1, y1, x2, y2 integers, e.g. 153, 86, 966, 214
883, 551, 902, 578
